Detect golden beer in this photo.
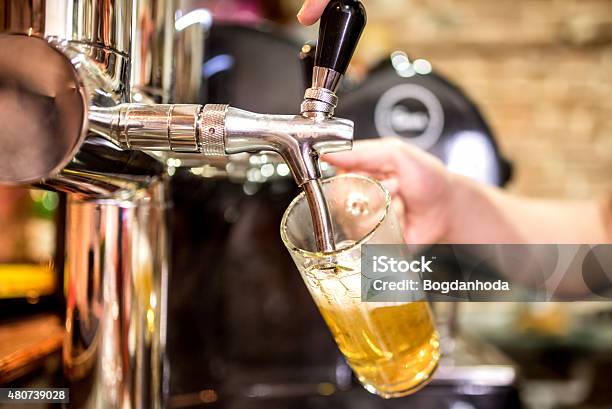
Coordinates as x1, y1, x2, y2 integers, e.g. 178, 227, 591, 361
281, 175, 440, 398
303, 264, 440, 398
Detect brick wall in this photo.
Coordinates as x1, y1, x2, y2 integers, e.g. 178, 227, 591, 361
347, 0, 612, 198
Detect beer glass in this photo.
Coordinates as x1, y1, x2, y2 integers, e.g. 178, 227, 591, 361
281, 174, 440, 398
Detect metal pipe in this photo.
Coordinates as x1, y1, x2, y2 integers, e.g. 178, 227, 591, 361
87, 103, 353, 187
0, 0, 131, 54
48, 0, 132, 54
303, 179, 336, 252
0, 0, 45, 34
1, 4, 170, 409
63, 179, 169, 409
173, 5, 207, 104
131, 0, 175, 102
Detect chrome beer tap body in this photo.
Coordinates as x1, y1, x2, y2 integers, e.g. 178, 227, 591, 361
0, 0, 362, 407
1, 2, 170, 408
89, 104, 353, 186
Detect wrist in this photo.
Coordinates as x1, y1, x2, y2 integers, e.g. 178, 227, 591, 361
443, 173, 490, 244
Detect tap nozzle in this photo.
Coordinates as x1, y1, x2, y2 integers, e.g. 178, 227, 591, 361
223, 107, 353, 186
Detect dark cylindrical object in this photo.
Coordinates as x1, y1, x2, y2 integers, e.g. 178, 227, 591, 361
315, 0, 366, 76
299, 42, 316, 89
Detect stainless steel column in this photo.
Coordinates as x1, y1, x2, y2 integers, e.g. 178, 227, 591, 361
64, 180, 169, 409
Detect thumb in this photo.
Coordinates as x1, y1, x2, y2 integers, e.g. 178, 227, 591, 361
297, 0, 330, 26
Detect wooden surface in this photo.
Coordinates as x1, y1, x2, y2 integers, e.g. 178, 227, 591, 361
0, 314, 63, 383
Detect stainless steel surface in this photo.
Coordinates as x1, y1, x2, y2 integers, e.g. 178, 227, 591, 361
1, 0, 131, 53
174, 5, 208, 104
304, 87, 339, 106
433, 335, 517, 387
54, 40, 129, 106
131, 0, 175, 102
312, 66, 342, 92
200, 104, 228, 165
89, 102, 353, 182
299, 66, 349, 251
42, 165, 156, 199
302, 179, 336, 252
224, 107, 353, 186
0, 0, 45, 34
300, 98, 336, 116
224, 105, 351, 252
91, 105, 176, 151
0, 34, 88, 184
2, 3, 170, 408
1, 0, 357, 404
301, 68, 342, 119
64, 180, 169, 409
170, 105, 203, 152
46, 0, 132, 54
0, 0, 138, 188
1, 0, 354, 189
89, 104, 203, 153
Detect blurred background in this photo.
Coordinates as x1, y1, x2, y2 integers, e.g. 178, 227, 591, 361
1, 1, 612, 408
294, 0, 612, 199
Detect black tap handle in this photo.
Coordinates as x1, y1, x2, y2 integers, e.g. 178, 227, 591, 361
315, 0, 366, 76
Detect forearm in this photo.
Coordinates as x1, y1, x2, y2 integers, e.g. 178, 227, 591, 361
446, 174, 611, 244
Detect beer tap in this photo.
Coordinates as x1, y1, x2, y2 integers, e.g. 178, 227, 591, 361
298, 0, 367, 251
92, 1, 366, 185
90, 0, 367, 252
0, 1, 365, 195
0, 0, 365, 407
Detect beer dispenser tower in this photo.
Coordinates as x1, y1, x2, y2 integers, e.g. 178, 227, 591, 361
0, 0, 366, 407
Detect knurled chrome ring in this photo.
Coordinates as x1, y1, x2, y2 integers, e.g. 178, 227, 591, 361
200, 104, 228, 165
300, 99, 335, 115
303, 87, 338, 107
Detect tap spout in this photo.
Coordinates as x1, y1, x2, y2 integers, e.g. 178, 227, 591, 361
223, 107, 353, 186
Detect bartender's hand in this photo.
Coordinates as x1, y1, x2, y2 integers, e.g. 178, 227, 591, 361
325, 138, 611, 245
324, 138, 454, 244
297, 0, 331, 25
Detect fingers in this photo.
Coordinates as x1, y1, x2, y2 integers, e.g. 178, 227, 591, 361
297, 0, 331, 25
323, 138, 405, 174
380, 177, 399, 196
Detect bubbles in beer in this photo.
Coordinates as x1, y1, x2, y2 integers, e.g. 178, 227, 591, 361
302, 252, 440, 398
346, 193, 370, 216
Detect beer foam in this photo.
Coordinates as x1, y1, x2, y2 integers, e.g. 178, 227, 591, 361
302, 240, 411, 309
305, 265, 408, 310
